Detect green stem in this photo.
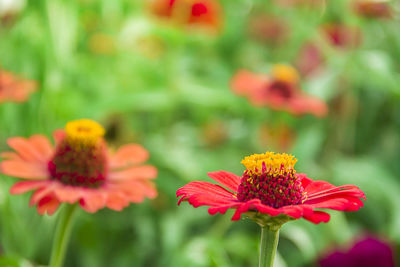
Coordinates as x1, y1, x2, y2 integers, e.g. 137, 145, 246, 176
259, 226, 280, 267
49, 204, 77, 267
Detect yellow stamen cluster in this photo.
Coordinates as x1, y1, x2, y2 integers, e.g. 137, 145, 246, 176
241, 151, 297, 176
272, 64, 299, 85
65, 119, 105, 146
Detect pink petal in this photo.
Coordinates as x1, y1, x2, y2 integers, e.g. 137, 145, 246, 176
108, 165, 157, 181
109, 144, 149, 169
303, 211, 330, 224
1, 160, 48, 179
207, 171, 241, 192
10, 180, 50, 194
1, 152, 21, 160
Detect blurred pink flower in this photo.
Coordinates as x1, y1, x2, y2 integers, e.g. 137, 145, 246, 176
0, 119, 157, 215
0, 70, 36, 103
231, 65, 328, 117
319, 236, 396, 267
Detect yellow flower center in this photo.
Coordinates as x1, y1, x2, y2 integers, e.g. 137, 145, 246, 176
238, 151, 304, 208
65, 119, 105, 145
241, 151, 297, 176
272, 64, 299, 84
48, 119, 107, 188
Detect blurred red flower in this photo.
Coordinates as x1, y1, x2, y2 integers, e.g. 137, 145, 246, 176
150, 0, 222, 31
0, 119, 157, 215
352, 0, 393, 19
231, 65, 328, 117
319, 236, 396, 267
177, 152, 365, 224
322, 23, 362, 49
0, 70, 36, 103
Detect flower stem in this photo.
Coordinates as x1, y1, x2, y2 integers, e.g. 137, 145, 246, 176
259, 226, 280, 267
49, 204, 77, 267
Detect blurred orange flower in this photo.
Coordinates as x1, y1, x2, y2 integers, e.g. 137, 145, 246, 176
0, 119, 158, 215
352, 0, 393, 19
150, 0, 222, 31
0, 70, 36, 103
231, 65, 328, 117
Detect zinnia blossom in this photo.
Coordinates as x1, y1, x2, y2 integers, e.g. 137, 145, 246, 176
177, 152, 365, 224
319, 236, 396, 267
247, 14, 289, 45
231, 65, 328, 117
0, 119, 157, 215
0, 70, 37, 103
150, 0, 221, 31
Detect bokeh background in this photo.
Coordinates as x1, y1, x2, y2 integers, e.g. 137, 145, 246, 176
0, 0, 399, 266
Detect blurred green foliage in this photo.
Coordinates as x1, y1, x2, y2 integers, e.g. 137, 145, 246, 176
0, 0, 399, 266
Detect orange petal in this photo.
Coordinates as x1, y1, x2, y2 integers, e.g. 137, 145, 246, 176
1, 152, 21, 160
230, 70, 270, 96
29, 135, 54, 160
53, 185, 84, 204
109, 165, 157, 181
109, 144, 149, 169
7, 137, 49, 163
79, 190, 106, 213
1, 160, 48, 179
105, 191, 129, 211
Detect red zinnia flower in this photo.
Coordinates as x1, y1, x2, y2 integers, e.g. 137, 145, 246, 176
0, 119, 157, 215
177, 152, 365, 224
150, 0, 221, 31
0, 70, 37, 103
231, 65, 328, 117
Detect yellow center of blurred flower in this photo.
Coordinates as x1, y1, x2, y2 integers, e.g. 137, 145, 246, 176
272, 64, 299, 84
48, 119, 107, 188
241, 152, 297, 176
65, 119, 105, 145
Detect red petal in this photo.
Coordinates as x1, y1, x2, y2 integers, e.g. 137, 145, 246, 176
36, 194, 60, 215
207, 171, 241, 192
177, 181, 237, 207
303, 211, 330, 224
